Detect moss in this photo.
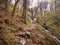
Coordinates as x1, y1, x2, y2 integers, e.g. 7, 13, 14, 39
9, 25, 17, 32
26, 20, 32, 26
4, 19, 10, 25
4, 33, 15, 45
0, 26, 5, 35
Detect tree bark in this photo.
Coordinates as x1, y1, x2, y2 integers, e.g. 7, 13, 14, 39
12, 0, 20, 16
22, 0, 27, 24
5, 0, 8, 11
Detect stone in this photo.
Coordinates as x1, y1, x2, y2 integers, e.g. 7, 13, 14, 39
20, 38, 26, 45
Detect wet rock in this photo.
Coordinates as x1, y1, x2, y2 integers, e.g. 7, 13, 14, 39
20, 38, 26, 45
25, 31, 31, 38
15, 36, 20, 44
15, 31, 25, 36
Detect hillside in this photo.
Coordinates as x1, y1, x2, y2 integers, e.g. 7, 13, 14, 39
0, 10, 60, 45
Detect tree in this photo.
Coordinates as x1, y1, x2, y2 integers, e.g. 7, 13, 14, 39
0, 0, 12, 11
22, 0, 28, 24
8, 0, 12, 5
12, 0, 20, 16
38, 1, 48, 18
31, 7, 38, 21
5, 0, 8, 10
0, 0, 2, 4
0, 0, 8, 10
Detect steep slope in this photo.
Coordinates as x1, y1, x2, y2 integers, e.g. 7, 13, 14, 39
0, 10, 60, 45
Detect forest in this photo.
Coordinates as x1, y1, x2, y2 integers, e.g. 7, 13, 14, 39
0, 0, 60, 45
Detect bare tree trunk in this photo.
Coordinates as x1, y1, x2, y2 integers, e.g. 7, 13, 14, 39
12, 0, 20, 16
55, 0, 57, 15
8, 0, 12, 7
22, 0, 27, 24
31, 9, 34, 21
5, 0, 8, 11
9, 0, 12, 4
39, 4, 43, 18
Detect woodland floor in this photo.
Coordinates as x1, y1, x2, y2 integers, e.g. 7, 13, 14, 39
0, 10, 60, 45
